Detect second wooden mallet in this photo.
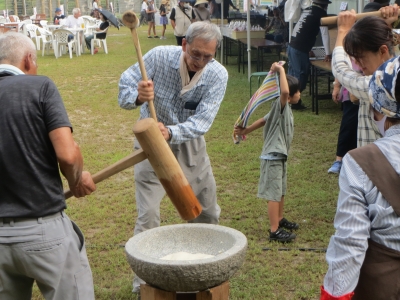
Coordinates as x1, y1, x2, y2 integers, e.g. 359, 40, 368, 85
122, 10, 157, 121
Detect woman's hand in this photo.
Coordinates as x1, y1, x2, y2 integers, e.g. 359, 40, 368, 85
337, 9, 357, 33
380, 4, 399, 27
332, 84, 341, 104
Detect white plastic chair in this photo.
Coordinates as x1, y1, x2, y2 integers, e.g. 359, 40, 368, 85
39, 20, 48, 30
82, 16, 96, 36
0, 16, 6, 24
25, 24, 41, 50
37, 27, 53, 56
52, 29, 76, 59
91, 27, 108, 55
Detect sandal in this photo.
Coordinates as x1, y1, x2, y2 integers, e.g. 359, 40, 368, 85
147, 36, 152, 38
154, 35, 159, 38
279, 218, 299, 230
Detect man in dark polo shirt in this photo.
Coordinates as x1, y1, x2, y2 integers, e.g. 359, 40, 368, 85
0, 32, 96, 300
287, 0, 331, 110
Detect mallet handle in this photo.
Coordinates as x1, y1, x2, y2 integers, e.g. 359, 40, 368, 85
321, 10, 384, 25
129, 28, 157, 121
64, 149, 147, 199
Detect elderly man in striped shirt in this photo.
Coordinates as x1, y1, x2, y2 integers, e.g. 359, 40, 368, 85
118, 21, 228, 296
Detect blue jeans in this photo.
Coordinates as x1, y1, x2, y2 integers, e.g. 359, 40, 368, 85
85, 34, 94, 50
287, 45, 310, 92
265, 33, 283, 44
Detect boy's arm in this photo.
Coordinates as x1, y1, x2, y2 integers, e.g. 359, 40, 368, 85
234, 117, 266, 136
270, 62, 289, 109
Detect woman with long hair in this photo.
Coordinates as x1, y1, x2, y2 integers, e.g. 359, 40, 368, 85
146, 0, 158, 38
321, 6, 400, 299
329, 6, 399, 149
159, 0, 168, 39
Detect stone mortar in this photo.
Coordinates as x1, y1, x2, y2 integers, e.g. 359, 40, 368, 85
125, 223, 248, 292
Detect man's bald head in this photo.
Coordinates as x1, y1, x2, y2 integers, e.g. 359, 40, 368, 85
0, 32, 38, 74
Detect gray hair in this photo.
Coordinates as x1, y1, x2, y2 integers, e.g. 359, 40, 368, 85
0, 32, 36, 66
185, 21, 222, 49
72, 8, 81, 15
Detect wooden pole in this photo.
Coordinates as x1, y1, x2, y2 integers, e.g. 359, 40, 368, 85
49, 0, 53, 22
41, 0, 45, 14
133, 118, 202, 221
321, 10, 396, 26
14, 0, 18, 17
64, 149, 147, 199
122, 10, 157, 121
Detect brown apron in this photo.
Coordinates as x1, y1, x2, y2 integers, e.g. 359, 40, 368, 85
349, 144, 400, 300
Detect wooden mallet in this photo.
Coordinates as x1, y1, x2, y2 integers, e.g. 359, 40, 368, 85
321, 10, 400, 26
121, 10, 157, 121
64, 118, 203, 221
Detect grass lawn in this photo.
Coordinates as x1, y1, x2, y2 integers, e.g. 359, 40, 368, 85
29, 25, 343, 299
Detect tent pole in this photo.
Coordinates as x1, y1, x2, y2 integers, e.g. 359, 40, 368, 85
247, 0, 251, 81
220, 0, 224, 64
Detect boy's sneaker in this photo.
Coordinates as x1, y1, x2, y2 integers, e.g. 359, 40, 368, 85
279, 218, 299, 230
328, 160, 342, 174
269, 228, 296, 243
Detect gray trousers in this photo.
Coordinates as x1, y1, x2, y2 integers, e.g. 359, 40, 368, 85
132, 136, 221, 291
0, 211, 94, 300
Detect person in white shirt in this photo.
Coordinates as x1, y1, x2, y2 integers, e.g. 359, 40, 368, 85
65, 8, 84, 43
140, 0, 148, 26
65, 8, 84, 29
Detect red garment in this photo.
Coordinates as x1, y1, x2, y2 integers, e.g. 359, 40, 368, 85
320, 286, 354, 300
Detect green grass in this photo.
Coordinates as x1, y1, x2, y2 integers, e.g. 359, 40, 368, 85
29, 25, 343, 299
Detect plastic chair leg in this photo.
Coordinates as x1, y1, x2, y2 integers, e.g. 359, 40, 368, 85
91, 39, 94, 55
68, 45, 73, 59
36, 37, 40, 51
102, 40, 108, 54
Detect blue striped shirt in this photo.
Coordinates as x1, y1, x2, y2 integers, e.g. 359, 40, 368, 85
324, 124, 400, 296
118, 46, 228, 144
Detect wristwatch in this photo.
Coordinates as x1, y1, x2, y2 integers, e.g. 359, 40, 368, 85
167, 128, 172, 141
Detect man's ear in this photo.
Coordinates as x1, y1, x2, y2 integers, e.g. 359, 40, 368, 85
182, 38, 187, 51
24, 53, 37, 75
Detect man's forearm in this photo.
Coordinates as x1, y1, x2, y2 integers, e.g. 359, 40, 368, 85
49, 128, 83, 190
59, 142, 84, 189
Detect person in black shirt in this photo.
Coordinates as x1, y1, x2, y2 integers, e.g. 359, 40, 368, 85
84, 12, 109, 53
287, 0, 331, 110
53, 7, 65, 24
0, 31, 96, 300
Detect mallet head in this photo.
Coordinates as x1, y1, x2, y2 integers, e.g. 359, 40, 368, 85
122, 10, 140, 29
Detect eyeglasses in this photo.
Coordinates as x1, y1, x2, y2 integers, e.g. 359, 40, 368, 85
186, 49, 214, 63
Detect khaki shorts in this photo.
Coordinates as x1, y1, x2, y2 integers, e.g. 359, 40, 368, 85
257, 159, 287, 202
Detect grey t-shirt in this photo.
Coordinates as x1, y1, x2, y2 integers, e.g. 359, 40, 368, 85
0, 73, 71, 218
260, 98, 294, 158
